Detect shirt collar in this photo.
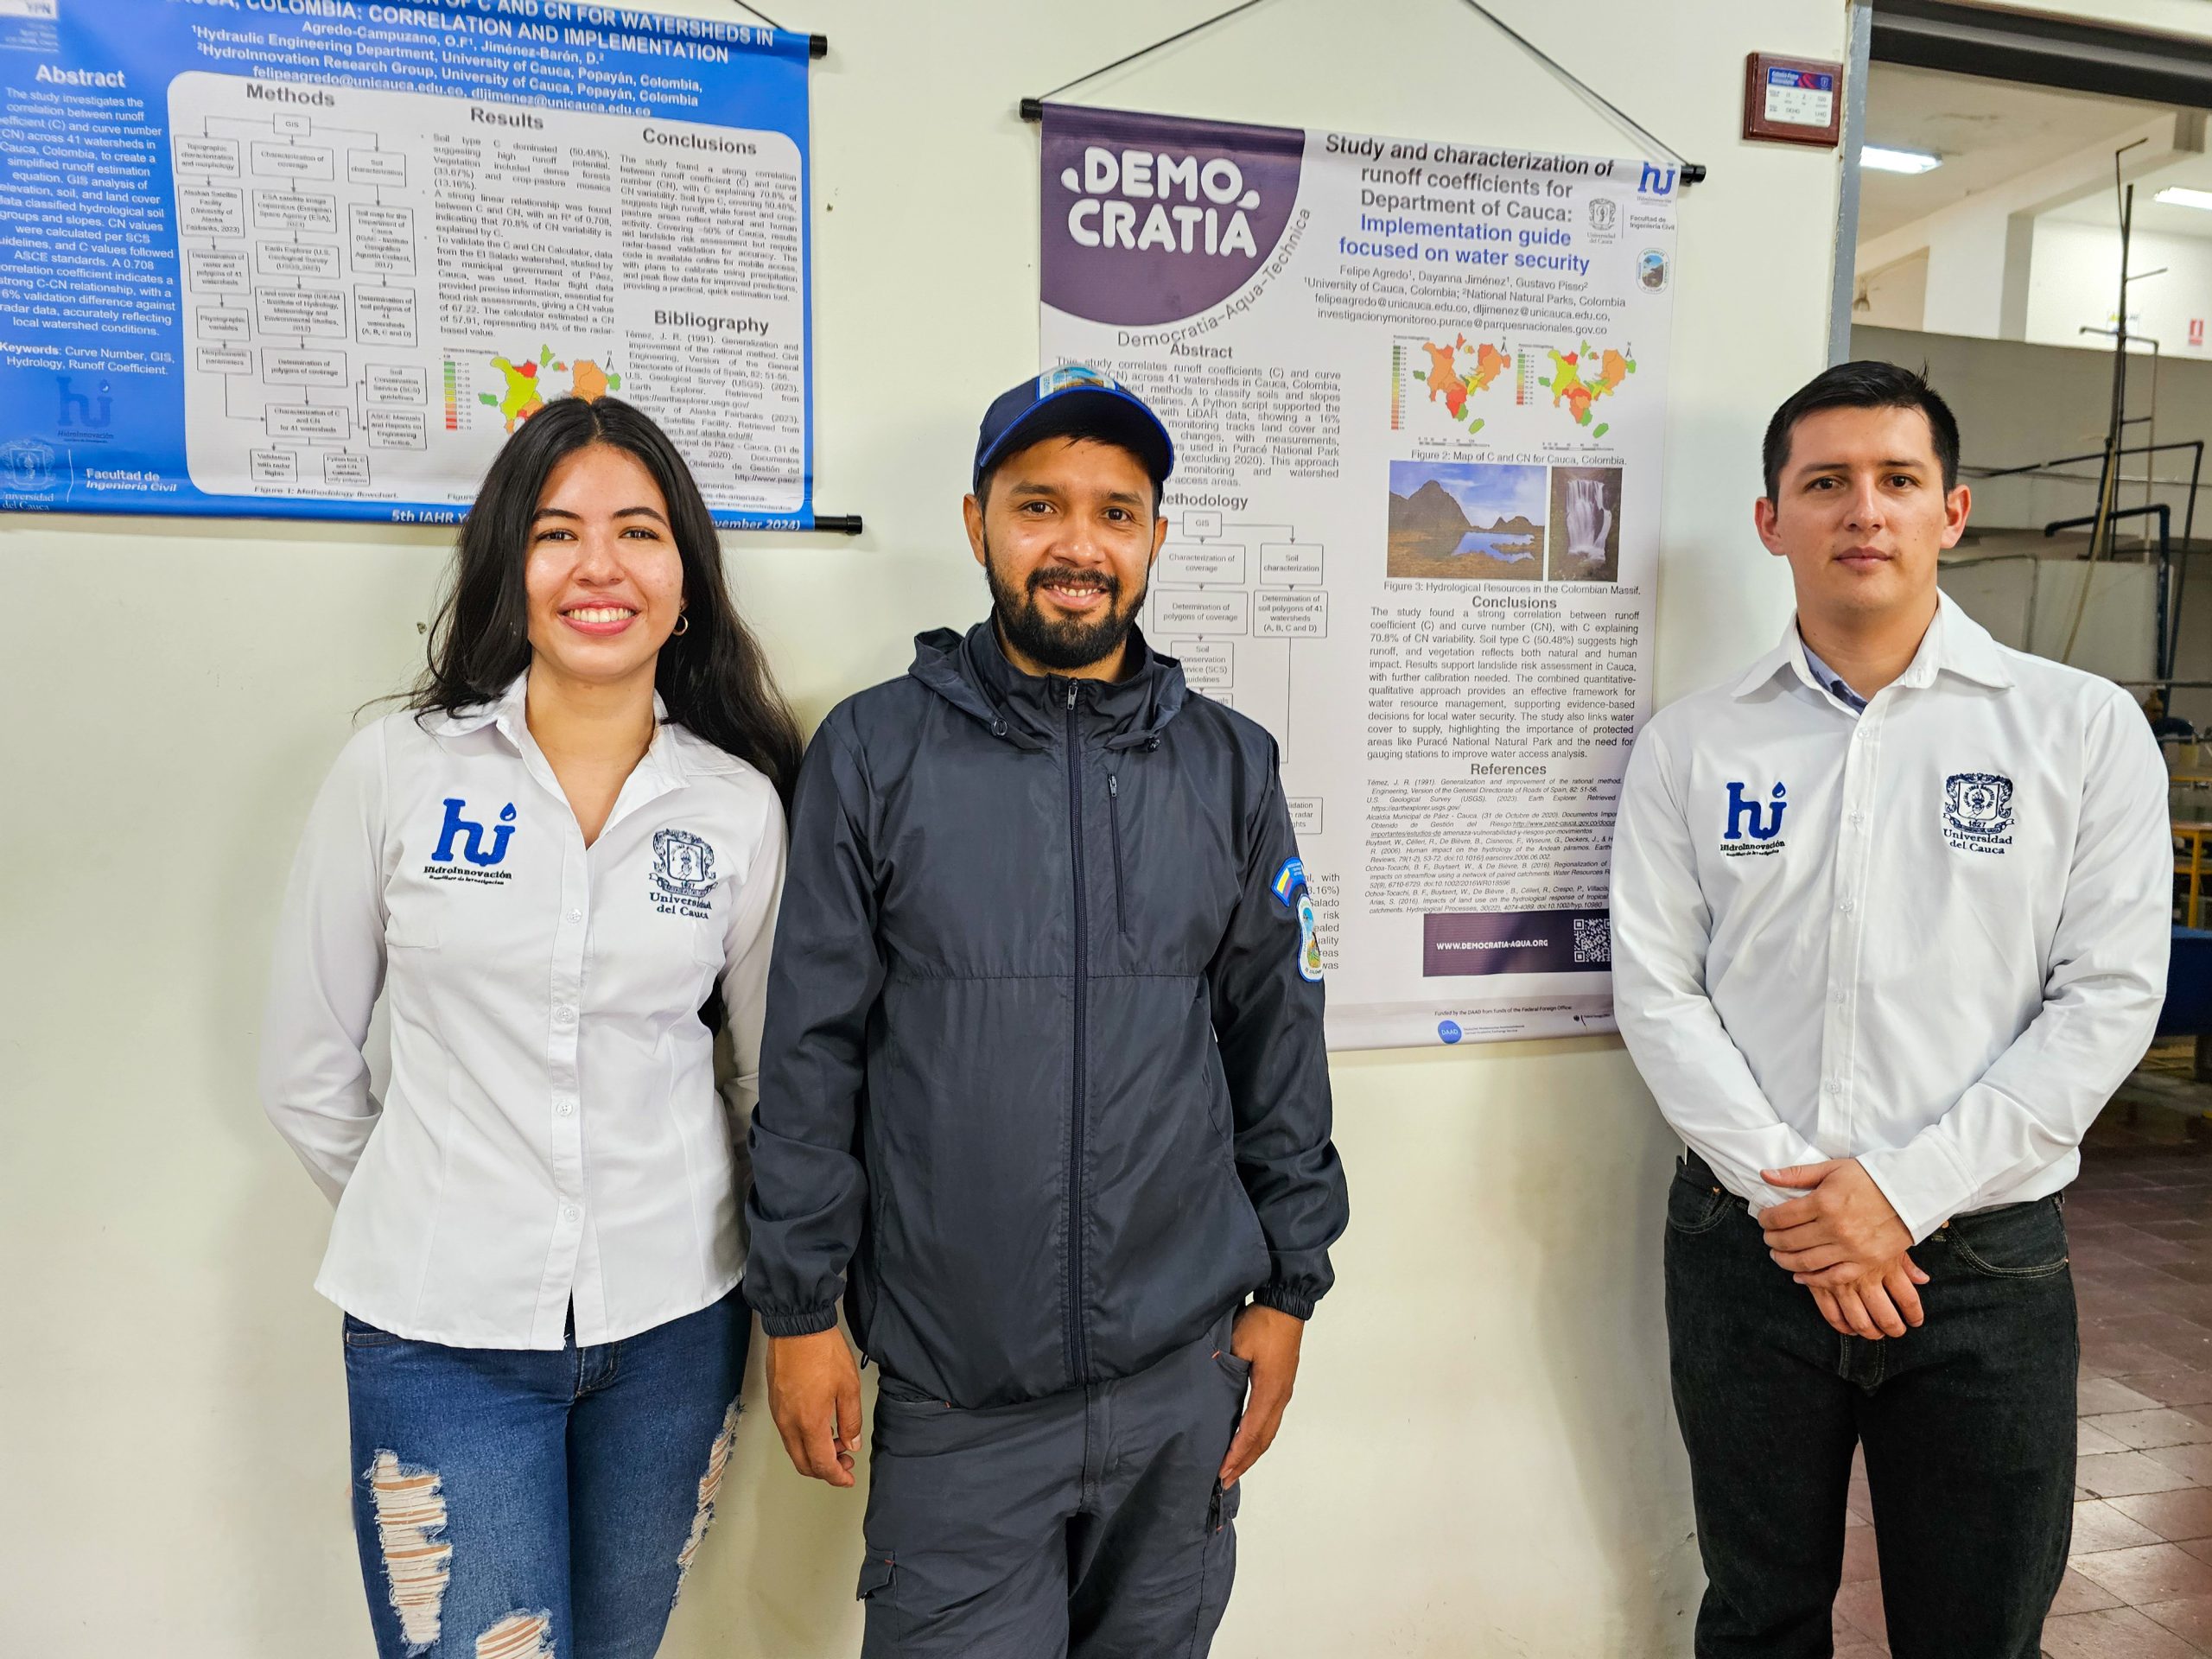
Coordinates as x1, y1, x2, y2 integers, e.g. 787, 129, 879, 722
1729, 591, 2016, 702
1796, 634, 1866, 714
422, 671, 687, 779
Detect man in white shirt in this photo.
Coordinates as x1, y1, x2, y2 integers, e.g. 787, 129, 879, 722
1610, 361, 2171, 1657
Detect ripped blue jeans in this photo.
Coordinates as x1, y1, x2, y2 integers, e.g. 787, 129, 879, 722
342, 1287, 750, 1659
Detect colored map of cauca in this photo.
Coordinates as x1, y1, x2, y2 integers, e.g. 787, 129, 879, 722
480, 346, 624, 432
1539, 341, 1635, 439
1414, 335, 1510, 431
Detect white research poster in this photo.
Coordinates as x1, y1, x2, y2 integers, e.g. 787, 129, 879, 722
1038, 105, 1681, 1051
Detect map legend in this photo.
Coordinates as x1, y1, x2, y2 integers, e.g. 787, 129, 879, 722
1390, 343, 1404, 430
442, 359, 459, 432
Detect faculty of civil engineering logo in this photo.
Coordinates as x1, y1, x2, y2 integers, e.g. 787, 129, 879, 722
1042, 108, 1303, 327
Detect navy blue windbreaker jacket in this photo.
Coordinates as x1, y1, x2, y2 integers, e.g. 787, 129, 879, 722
743, 621, 1349, 1408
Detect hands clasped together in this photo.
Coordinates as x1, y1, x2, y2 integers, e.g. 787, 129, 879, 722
1758, 1159, 1929, 1340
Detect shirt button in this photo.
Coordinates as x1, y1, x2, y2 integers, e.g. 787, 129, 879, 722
1839, 898, 1856, 913
1823, 1079, 1841, 1094
1850, 813, 1866, 828
556, 1101, 575, 1117
1833, 992, 1848, 1006
562, 1205, 580, 1222
567, 910, 582, 924
554, 1004, 576, 1026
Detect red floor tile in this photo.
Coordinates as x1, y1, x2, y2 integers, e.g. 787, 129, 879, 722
2142, 1593, 2212, 1649
2074, 1498, 2165, 1554
2050, 1567, 2126, 1614
2041, 1605, 2205, 1657
2085, 1408, 2212, 1450
2072, 1542, 2212, 1603
2113, 1489, 2212, 1543
2078, 1451, 2204, 1498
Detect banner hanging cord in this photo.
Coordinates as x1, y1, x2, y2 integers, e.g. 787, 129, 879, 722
1024, 0, 1286, 116
1454, 0, 1697, 177
1020, 0, 1704, 183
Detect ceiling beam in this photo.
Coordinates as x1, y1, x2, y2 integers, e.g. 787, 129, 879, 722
1874, 1, 2212, 107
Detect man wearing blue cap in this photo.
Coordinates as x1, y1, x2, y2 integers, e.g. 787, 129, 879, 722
744, 365, 1350, 1656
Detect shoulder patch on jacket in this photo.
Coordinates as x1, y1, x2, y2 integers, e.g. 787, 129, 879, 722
1296, 890, 1324, 982
1271, 856, 1306, 908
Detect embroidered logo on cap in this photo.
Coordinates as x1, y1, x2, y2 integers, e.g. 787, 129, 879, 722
1038, 364, 1118, 396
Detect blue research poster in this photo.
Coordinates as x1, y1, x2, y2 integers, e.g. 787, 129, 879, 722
0, 0, 814, 527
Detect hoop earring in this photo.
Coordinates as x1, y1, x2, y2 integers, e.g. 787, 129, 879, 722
672, 612, 690, 636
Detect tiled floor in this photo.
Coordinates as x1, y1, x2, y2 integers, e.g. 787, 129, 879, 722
1828, 1066, 2212, 1657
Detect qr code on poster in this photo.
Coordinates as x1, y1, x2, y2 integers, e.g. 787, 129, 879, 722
1573, 916, 1611, 964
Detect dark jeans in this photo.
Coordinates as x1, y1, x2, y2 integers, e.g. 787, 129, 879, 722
1665, 1153, 2077, 1659
342, 1287, 750, 1659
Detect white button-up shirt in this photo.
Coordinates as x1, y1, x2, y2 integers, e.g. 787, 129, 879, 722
1610, 594, 2170, 1241
261, 676, 785, 1349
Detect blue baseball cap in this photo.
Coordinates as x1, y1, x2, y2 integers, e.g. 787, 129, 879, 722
972, 365, 1174, 499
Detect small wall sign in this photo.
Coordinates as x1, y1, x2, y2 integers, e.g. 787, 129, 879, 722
1744, 54, 1845, 148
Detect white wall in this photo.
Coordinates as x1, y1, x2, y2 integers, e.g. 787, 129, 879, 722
1859, 250, 1930, 330
2028, 219, 2212, 355
0, 0, 1850, 1653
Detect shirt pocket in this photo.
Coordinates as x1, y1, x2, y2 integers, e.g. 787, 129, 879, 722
384, 912, 441, 951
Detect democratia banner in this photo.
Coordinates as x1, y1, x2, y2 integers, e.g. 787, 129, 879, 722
0, 0, 815, 527
1039, 105, 1679, 1050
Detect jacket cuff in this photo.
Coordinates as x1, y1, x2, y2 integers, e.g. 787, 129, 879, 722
1254, 1284, 1317, 1320
756, 1304, 841, 1338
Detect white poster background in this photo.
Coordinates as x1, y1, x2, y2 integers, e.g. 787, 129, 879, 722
1039, 111, 1679, 1049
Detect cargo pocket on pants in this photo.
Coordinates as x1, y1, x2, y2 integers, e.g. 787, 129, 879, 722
856, 1548, 896, 1601
856, 1545, 907, 1650
1188, 1480, 1240, 1656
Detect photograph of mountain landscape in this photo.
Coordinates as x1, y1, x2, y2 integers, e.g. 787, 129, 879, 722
1386, 460, 1547, 582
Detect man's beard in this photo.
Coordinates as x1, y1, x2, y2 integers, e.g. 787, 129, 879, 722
984, 539, 1147, 672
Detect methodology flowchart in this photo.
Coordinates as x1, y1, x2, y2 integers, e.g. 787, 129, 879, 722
173, 94, 430, 496
1146, 510, 1327, 836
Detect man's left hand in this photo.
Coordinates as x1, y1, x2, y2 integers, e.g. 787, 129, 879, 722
1217, 1304, 1304, 1490
1759, 1158, 1914, 1285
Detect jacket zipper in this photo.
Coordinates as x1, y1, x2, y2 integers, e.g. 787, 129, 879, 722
1107, 773, 1128, 935
1063, 681, 1090, 1382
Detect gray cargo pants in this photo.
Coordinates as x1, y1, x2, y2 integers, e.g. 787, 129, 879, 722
856, 1314, 1249, 1658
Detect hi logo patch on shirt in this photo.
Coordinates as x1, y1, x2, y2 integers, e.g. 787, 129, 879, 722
426, 798, 518, 885
1719, 780, 1788, 857
650, 827, 717, 918
1943, 772, 2015, 854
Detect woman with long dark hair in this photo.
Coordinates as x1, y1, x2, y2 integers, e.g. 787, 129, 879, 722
260, 397, 800, 1659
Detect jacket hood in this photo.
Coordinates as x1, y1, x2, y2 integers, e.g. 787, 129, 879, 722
908, 620, 1190, 753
